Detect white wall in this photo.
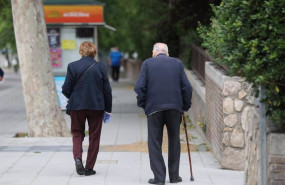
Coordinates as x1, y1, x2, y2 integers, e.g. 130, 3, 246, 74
52, 27, 93, 75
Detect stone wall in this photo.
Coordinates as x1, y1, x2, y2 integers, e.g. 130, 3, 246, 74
243, 105, 260, 185
205, 62, 258, 170
221, 79, 257, 170
189, 62, 285, 184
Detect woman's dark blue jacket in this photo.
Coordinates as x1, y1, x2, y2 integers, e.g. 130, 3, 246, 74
62, 56, 112, 113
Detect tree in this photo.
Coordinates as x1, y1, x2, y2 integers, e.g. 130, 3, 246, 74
11, 0, 70, 136
98, 0, 158, 59
0, 0, 16, 67
0, 0, 15, 49
98, 0, 220, 62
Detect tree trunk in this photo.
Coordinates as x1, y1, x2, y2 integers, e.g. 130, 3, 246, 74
11, 0, 70, 137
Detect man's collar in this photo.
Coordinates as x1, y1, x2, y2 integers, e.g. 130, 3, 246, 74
156, 53, 166, 57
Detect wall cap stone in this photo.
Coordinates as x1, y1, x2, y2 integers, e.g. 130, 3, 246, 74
185, 69, 206, 103
205, 62, 227, 89
205, 62, 244, 90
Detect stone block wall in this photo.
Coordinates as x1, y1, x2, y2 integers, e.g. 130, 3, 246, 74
205, 62, 257, 170
220, 79, 256, 170
245, 130, 285, 185
267, 134, 285, 185
185, 61, 285, 184
191, 62, 285, 184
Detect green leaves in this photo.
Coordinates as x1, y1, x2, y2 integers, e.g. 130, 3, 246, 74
99, 0, 220, 60
0, 0, 16, 51
198, 0, 285, 126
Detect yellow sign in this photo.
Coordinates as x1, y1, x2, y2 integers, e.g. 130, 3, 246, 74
62, 40, 76, 50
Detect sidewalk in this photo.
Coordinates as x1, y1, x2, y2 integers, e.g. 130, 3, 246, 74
0, 72, 243, 185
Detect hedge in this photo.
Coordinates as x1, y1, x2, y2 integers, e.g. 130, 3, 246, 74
198, 0, 285, 127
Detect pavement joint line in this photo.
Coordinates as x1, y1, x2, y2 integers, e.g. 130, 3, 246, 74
0, 150, 27, 178
197, 151, 215, 185
66, 166, 76, 185
29, 152, 56, 185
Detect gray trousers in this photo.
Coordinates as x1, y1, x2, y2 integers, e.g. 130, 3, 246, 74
147, 109, 182, 182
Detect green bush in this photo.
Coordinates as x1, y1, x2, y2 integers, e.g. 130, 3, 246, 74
198, 0, 285, 126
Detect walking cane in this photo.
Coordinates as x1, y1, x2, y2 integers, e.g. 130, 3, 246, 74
182, 112, 194, 181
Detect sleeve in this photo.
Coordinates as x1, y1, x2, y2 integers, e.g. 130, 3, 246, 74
134, 61, 148, 109
0, 67, 4, 77
62, 64, 74, 99
180, 62, 193, 111
99, 63, 112, 113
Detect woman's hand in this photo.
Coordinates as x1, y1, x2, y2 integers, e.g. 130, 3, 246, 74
104, 112, 111, 123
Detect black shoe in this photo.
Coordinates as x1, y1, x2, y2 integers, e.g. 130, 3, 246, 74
85, 169, 96, 176
170, 176, 182, 183
75, 158, 85, 175
148, 179, 165, 185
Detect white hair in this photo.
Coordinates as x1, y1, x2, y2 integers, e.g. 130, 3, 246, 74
153, 43, 169, 55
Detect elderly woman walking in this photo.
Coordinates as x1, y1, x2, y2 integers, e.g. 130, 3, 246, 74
62, 41, 112, 176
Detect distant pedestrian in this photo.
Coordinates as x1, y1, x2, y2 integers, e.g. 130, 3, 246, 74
0, 67, 4, 82
134, 43, 193, 185
62, 41, 112, 176
108, 46, 123, 82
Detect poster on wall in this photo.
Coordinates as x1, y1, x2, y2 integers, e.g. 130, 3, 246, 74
54, 76, 68, 110
47, 28, 60, 48
50, 48, 62, 68
62, 40, 76, 50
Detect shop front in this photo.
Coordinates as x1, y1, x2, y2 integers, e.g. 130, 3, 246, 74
43, 0, 105, 109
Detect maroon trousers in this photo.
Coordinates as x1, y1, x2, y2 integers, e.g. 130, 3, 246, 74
70, 110, 104, 170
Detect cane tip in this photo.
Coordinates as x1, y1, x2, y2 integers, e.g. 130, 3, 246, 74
190, 177, 194, 181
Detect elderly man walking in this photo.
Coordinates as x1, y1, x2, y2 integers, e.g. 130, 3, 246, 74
134, 43, 193, 185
